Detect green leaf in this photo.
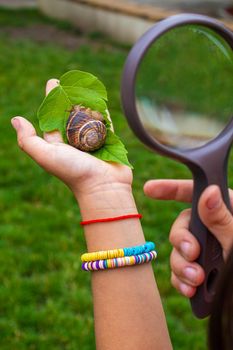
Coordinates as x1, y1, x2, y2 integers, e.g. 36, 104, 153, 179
62, 86, 108, 117
37, 70, 133, 168
38, 85, 71, 134
60, 70, 107, 100
93, 130, 133, 169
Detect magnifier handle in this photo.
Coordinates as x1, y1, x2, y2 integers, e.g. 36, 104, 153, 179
189, 175, 231, 319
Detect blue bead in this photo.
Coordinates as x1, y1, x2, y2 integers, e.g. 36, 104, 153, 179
104, 260, 107, 269
144, 244, 149, 252
149, 242, 155, 250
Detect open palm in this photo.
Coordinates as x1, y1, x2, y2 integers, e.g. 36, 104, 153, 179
11, 79, 132, 196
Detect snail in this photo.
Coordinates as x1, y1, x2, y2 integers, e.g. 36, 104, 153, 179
66, 105, 107, 152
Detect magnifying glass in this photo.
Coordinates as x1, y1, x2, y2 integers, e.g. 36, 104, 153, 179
121, 13, 233, 319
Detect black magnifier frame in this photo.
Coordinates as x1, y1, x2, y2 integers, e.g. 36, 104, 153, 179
121, 13, 233, 319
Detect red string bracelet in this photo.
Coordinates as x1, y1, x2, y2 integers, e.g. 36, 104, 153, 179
80, 214, 142, 226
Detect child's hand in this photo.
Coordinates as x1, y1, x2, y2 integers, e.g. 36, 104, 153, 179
11, 79, 133, 201
144, 180, 233, 297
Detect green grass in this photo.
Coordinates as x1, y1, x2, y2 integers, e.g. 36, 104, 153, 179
0, 7, 233, 349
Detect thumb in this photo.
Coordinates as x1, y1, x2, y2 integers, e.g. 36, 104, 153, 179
11, 116, 54, 169
198, 185, 233, 259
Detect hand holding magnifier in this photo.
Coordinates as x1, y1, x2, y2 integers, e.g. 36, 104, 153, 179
121, 13, 233, 318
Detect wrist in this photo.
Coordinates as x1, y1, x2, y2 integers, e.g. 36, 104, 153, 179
71, 163, 133, 202
76, 182, 135, 220
76, 184, 145, 252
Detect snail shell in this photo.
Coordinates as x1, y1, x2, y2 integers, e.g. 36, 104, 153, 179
66, 105, 107, 152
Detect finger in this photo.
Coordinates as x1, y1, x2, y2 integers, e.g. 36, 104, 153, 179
198, 185, 233, 259
46, 78, 59, 96
144, 179, 193, 202
11, 116, 55, 170
169, 209, 201, 262
44, 79, 64, 144
170, 248, 205, 287
171, 272, 196, 298
144, 179, 233, 207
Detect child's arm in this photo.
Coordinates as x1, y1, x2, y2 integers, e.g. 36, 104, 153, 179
79, 188, 171, 350
144, 179, 233, 297
11, 80, 172, 350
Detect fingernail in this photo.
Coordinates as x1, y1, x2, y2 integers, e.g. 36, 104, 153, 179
207, 187, 221, 210
180, 241, 191, 257
184, 267, 197, 282
11, 117, 20, 131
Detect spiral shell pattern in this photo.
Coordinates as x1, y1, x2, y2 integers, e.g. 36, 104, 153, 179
66, 106, 107, 152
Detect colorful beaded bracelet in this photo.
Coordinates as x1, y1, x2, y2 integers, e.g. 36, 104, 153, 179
82, 250, 157, 271
81, 242, 155, 262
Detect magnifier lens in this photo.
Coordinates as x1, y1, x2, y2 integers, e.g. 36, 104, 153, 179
122, 16, 233, 318
136, 25, 233, 149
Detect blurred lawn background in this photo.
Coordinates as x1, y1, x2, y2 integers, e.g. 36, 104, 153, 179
0, 7, 233, 350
